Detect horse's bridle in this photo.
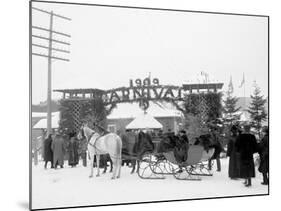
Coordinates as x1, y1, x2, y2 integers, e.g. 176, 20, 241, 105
80, 126, 101, 150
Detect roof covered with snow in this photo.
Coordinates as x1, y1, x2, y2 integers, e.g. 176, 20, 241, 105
33, 112, 60, 129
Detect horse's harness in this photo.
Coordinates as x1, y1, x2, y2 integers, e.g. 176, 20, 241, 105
86, 131, 105, 153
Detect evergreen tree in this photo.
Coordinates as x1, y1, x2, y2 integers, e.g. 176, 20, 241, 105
223, 77, 241, 125
247, 83, 267, 138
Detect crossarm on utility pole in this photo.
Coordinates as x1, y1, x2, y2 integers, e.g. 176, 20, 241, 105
32, 35, 70, 45
32, 7, 71, 21
32, 43, 70, 54
32, 26, 71, 37
32, 53, 70, 61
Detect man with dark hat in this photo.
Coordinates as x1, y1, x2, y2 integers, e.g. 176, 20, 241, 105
208, 126, 222, 172
227, 125, 240, 179
179, 130, 189, 145
235, 124, 258, 187
43, 134, 54, 169
258, 126, 269, 185
51, 134, 66, 169
174, 130, 189, 171
68, 131, 79, 167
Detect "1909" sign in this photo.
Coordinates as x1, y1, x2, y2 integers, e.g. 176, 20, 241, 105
129, 77, 160, 87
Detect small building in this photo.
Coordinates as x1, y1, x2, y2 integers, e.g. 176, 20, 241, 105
106, 102, 183, 134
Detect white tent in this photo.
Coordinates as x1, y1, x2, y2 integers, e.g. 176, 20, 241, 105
126, 112, 163, 130
33, 112, 60, 129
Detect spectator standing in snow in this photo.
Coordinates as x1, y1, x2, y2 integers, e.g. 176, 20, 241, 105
258, 126, 269, 185
51, 134, 66, 169
235, 124, 258, 187
68, 132, 79, 167
226, 125, 241, 179
208, 126, 222, 172
43, 134, 54, 169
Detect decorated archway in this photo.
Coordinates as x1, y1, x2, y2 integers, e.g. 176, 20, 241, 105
55, 77, 223, 134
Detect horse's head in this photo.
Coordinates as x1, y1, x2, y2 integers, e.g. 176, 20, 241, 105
197, 134, 212, 151
77, 122, 93, 140
77, 124, 85, 140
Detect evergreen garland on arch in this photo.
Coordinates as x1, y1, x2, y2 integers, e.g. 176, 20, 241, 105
59, 98, 116, 134
183, 92, 222, 122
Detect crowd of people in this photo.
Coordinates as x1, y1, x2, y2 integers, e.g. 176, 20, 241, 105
41, 124, 269, 188
43, 131, 87, 169
226, 124, 269, 187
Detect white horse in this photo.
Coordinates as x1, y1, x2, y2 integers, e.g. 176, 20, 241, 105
77, 123, 122, 179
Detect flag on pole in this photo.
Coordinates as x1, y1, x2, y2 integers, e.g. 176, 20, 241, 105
239, 73, 245, 88
200, 71, 209, 83
228, 76, 234, 94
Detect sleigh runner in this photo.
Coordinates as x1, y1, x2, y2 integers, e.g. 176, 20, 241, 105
137, 145, 215, 180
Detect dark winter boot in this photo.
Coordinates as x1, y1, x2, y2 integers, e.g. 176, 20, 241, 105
261, 173, 269, 185
216, 158, 221, 172
245, 178, 252, 187
208, 159, 212, 170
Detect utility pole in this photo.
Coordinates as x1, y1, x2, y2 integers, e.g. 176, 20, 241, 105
32, 7, 71, 135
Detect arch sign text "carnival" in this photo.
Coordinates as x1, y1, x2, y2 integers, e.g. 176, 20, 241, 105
102, 77, 185, 105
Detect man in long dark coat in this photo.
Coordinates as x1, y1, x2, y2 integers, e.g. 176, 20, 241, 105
226, 125, 240, 179
51, 134, 65, 169
208, 127, 222, 172
258, 127, 269, 185
43, 134, 54, 169
235, 124, 258, 187
68, 133, 79, 167
174, 130, 189, 163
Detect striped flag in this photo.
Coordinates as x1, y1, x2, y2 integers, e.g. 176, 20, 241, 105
239, 73, 245, 88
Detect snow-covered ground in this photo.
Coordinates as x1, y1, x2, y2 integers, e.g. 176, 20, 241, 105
31, 158, 268, 210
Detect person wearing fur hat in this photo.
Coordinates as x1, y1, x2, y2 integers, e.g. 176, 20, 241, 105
51, 134, 66, 169
226, 125, 240, 179
43, 134, 54, 169
258, 126, 269, 185
235, 124, 258, 187
68, 131, 79, 167
208, 126, 223, 172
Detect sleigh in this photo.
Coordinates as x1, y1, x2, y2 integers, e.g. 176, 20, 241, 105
137, 145, 215, 180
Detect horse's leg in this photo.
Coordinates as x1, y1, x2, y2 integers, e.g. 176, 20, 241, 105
103, 165, 107, 174
136, 160, 140, 174
96, 154, 100, 177
111, 157, 117, 179
117, 157, 121, 179
109, 156, 113, 173
102, 155, 107, 174
89, 153, 94, 178
131, 159, 136, 174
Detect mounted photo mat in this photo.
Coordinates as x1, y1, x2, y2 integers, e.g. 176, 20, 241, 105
30, 0, 269, 210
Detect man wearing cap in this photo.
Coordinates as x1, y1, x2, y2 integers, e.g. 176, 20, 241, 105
51, 133, 66, 169
208, 126, 222, 172
174, 130, 189, 171
235, 124, 258, 187
258, 126, 269, 185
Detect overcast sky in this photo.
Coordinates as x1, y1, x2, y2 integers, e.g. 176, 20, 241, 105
31, 2, 268, 104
